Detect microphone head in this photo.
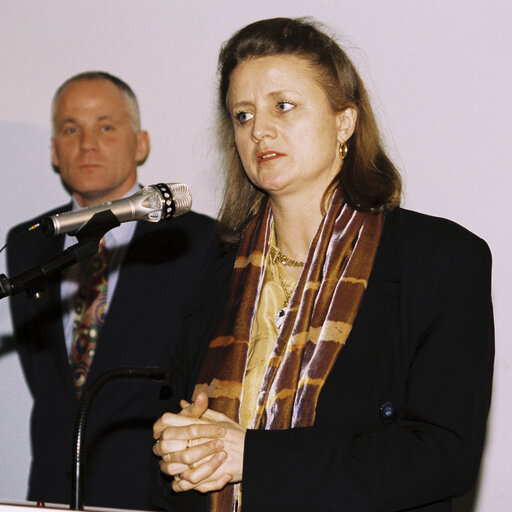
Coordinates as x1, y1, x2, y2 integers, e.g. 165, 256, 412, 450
154, 183, 192, 219
38, 182, 193, 237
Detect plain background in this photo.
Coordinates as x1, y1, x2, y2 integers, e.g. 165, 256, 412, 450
0, 1, 510, 510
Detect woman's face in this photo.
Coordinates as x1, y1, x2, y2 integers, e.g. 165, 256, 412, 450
226, 54, 355, 204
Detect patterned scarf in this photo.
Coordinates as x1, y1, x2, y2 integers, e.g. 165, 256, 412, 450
193, 187, 384, 511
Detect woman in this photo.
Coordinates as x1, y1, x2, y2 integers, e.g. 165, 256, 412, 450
153, 17, 494, 512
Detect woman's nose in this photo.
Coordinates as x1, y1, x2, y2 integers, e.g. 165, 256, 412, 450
251, 113, 276, 142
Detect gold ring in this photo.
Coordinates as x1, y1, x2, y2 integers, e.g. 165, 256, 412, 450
185, 439, 191, 449
188, 462, 195, 470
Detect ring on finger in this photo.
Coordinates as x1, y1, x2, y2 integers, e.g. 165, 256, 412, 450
185, 439, 191, 450
188, 462, 195, 470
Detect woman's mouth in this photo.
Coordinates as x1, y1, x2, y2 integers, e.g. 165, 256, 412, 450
257, 151, 284, 163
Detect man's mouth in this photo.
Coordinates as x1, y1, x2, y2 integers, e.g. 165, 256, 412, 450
79, 163, 102, 168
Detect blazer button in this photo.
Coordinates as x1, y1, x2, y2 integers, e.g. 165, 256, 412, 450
379, 402, 396, 423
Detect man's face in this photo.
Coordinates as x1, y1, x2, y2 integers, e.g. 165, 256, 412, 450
51, 79, 149, 207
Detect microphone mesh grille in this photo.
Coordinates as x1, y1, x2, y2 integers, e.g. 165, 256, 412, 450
167, 183, 192, 217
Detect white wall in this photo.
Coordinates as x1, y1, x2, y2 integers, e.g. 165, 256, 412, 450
1, 1, 510, 509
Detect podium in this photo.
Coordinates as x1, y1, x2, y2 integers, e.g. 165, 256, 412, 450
0, 368, 166, 512
0, 502, 150, 512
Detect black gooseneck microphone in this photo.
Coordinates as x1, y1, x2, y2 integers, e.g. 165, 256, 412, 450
71, 366, 167, 510
0, 183, 192, 299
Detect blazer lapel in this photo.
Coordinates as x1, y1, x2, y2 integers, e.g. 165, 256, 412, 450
315, 210, 402, 426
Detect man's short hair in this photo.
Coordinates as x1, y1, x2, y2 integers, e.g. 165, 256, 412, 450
51, 71, 141, 133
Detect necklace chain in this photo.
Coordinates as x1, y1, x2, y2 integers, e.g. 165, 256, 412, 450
269, 245, 303, 327
275, 263, 293, 308
270, 246, 305, 268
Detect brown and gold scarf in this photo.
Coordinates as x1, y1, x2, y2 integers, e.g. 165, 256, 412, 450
193, 187, 384, 511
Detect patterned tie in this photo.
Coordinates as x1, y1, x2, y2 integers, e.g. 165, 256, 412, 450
69, 239, 108, 398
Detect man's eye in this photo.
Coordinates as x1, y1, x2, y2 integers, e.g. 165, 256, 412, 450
277, 101, 294, 112
236, 112, 254, 124
63, 127, 77, 135
101, 125, 114, 132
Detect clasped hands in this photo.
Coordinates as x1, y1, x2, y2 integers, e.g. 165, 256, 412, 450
153, 392, 246, 493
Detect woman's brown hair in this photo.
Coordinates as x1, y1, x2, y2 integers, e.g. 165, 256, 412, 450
216, 17, 401, 244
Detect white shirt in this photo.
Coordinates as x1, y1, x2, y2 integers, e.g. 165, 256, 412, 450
61, 184, 139, 355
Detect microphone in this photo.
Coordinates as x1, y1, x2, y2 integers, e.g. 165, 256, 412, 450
40, 183, 192, 236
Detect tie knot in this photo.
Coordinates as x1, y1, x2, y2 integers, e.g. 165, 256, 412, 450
81, 239, 109, 280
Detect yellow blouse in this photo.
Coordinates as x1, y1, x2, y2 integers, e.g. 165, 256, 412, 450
239, 233, 298, 428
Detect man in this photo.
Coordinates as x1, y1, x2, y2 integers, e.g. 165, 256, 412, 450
6, 72, 215, 510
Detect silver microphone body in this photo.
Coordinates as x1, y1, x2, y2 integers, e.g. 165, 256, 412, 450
41, 183, 192, 236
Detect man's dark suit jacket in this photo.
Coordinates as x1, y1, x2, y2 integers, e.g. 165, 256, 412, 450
7, 203, 216, 511
154, 207, 494, 512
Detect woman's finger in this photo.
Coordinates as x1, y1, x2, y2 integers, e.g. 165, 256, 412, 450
158, 422, 225, 442
180, 440, 224, 469
179, 399, 191, 409
185, 450, 227, 485
179, 392, 209, 418
153, 412, 185, 438
153, 437, 193, 457
157, 439, 224, 475
171, 451, 229, 492
160, 459, 189, 477
194, 473, 233, 494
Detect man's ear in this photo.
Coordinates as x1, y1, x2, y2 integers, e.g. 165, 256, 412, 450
51, 137, 60, 168
336, 107, 357, 144
135, 130, 151, 165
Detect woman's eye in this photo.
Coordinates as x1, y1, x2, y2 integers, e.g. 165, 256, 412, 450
277, 101, 294, 113
236, 111, 254, 124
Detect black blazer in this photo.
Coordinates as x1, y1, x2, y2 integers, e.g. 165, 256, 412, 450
7, 204, 216, 510
155, 207, 494, 512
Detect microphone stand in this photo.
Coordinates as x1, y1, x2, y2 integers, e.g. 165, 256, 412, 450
0, 210, 120, 300
71, 366, 166, 510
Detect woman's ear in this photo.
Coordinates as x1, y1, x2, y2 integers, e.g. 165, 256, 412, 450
336, 107, 357, 143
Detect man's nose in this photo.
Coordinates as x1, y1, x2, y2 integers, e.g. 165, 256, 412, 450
80, 129, 98, 150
